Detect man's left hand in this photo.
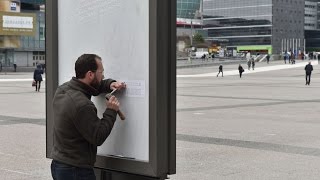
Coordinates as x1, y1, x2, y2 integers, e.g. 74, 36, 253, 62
110, 81, 126, 91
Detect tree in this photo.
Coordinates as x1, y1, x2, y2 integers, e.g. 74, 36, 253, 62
193, 33, 205, 44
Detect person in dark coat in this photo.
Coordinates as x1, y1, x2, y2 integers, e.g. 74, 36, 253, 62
247, 60, 251, 70
13, 63, 17, 72
50, 54, 126, 180
33, 64, 44, 91
238, 64, 244, 78
266, 54, 270, 64
216, 64, 223, 77
305, 61, 313, 85
251, 59, 255, 70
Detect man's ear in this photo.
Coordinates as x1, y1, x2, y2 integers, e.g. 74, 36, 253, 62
86, 71, 94, 80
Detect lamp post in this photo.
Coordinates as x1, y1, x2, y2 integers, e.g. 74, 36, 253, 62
189, 10, 202, 48
188, 12, 194, 48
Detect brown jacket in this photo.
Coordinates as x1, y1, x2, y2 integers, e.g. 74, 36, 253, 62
51, 77, 117, 168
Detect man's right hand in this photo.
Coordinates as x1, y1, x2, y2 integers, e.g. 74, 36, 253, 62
106, 96, 120, 112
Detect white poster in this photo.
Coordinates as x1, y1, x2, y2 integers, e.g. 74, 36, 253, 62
58, 0, 149, 161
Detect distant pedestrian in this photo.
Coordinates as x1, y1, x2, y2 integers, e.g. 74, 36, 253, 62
251, 59, 255, 70
247, 60, 251, 70
305, 61, 313, 85
266, 54, 270, 64
201, 54, 205, 61
33, 64, 44, 92
0, 62, 2, 72
291, 53, 295, 64
238, 64, 244, 78
284, 53, 287, 64
288, 51, 292, 64
216, 64, 223, 77
13, 63, 17, 72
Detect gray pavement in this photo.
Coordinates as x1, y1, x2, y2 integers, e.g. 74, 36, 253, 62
1, 61, 320, 179
177, 57, 247, 69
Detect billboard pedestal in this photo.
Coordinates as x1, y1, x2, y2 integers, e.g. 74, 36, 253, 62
95, 169, 167, 180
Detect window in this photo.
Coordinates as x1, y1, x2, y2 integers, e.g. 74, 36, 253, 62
39, 26, 45, 40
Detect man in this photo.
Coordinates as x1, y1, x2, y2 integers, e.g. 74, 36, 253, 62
13, 63, 17, 72
247, 60, 251, 70
216, 64, 223, 77
266, 54, 270, 64
50, 54, 126, 180
305, 61, 313, 85
238, 64, 244, 78
251, 59, 255, 70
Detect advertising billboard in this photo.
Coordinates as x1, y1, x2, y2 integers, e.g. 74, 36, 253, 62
0, 12, 36, 36
46, 0, 176, 178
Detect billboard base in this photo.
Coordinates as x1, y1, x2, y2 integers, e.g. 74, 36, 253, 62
94, 168, 167, 180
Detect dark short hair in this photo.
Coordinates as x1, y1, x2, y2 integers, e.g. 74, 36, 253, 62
75, 54, 101, 78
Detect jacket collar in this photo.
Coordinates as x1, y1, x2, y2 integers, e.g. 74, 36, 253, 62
69, 77, 99, 98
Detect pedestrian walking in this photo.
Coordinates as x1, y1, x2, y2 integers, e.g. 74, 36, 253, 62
238, 64, 244, 78
216, 64, 223, 77
266, 54, 270, 64
291, 53, 295, 64
288, 51, 292, 64
251, 59, 255, 70
33, 64, 44, 92
50, 54, 126, 180
247, 60, 251, 70
305, 61, 313, 85
0, 61, 2, 72
13, 63, 17, 72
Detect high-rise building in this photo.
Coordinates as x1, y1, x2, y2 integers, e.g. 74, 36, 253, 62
176, 0, 203, 54
177, 0, 201, 19
305, 0, 320, 52
203, 0, 305, 55
0, 0, 45, 68
176, 0, 202, 35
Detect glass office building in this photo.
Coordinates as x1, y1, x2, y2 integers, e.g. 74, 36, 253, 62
177, 0, 201, 19
305, 0, 320, 51
203, 0, 305, 54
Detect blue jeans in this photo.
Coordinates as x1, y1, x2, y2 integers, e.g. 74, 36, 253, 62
51, 160, 96, 180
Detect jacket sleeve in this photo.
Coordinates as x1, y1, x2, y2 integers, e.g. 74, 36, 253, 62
97, 79, 116, 94
74, 104, 117, 146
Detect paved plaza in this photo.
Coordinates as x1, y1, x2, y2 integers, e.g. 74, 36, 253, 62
1, 60, 320, 179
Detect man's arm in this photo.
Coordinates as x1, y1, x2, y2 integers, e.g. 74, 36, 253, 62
97, 79, 126, 94
98, 79, 116, 93
74, 104, 117, 146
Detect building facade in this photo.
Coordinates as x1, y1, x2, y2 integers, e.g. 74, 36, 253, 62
176, 0, 203, 54
0, 0, 45, 68
177, 0, 201, 19
305, 0, 320, 51
203, 0, 305, 55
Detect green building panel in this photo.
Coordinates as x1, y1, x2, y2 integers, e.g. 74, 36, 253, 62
177, 0, 200, 19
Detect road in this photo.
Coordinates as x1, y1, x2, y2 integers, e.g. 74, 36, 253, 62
1, 60, 320, 179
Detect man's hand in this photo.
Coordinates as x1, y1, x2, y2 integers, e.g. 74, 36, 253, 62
106, 96, 120, 112
110, 81, 126, 91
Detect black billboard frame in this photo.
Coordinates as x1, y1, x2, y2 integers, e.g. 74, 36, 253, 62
46, 0, 176, 179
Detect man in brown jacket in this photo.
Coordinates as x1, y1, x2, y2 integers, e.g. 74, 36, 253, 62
50, 54, 126, 180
